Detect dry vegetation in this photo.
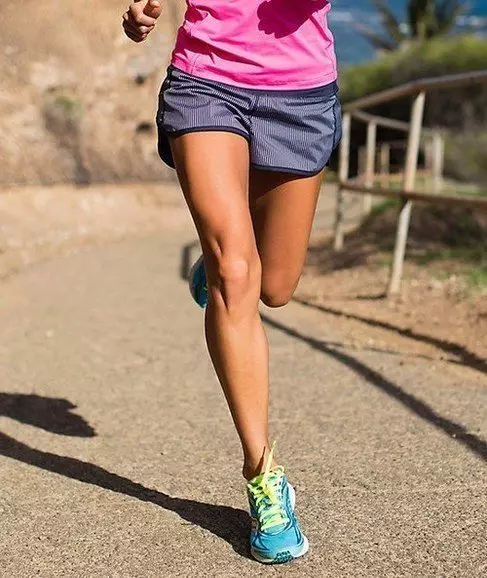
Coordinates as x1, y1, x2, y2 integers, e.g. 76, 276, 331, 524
0, 0, 185, 184
299, 201, 487, 368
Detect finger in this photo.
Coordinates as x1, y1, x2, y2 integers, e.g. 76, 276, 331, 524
123, 10, 154, 32
124, 19, 154, 34
122, 18, 139, 33
123, 20, 146, 39
128, 5, 156, 27
123, 12, 134, 26
145, 0, 163, 19
125, 28, 146, 43
124, 27, 139, 42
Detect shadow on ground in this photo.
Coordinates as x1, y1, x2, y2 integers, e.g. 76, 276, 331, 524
262, 314, 487, 463
180, 240, 201, 281
0, 393, 250, 558
0, 393, 96, 437
293, 297, 487, 376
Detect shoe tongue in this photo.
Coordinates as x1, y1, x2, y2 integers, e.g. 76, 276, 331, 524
247, 466, 284, 488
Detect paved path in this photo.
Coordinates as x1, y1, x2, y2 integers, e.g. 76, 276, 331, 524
0, 190, 486, 577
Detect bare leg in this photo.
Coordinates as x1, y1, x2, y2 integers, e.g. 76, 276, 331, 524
249, 169, 324, 307
170, 132, 272, 479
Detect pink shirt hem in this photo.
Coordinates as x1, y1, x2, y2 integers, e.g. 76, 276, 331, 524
171, 55, 337, 90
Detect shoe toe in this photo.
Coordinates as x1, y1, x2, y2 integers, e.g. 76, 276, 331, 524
251, 523, 306, 563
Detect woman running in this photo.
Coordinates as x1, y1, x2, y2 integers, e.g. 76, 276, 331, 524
122, 0, 341, 564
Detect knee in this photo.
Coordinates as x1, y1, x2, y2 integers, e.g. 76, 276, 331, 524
260, 278, 296, 308
210, 253, 261, 312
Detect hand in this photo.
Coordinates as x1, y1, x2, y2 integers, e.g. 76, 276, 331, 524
122, 0, 163, 43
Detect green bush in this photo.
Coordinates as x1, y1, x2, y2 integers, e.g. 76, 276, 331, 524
340, 35, 487, 103
53, 94, 82, 120
338, 36, 487, 184
43, 89, 83, 135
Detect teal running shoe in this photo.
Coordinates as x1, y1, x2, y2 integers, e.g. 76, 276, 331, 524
188, 254, 208, 308
247, 443, 309, 564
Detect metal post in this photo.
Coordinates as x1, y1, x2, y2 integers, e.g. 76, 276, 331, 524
334, 112, 351, 252
432, 130, 445, 194
363, 121, 377, 215
388, 92, 426, 296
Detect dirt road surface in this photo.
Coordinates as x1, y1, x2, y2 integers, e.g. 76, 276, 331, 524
1, 185, 486, 577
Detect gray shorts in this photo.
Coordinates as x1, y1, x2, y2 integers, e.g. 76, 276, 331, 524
156, 66, 342, 176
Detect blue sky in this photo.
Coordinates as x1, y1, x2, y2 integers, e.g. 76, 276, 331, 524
329, 0, 487, 63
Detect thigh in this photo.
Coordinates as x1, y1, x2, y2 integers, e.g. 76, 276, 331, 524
249, 169, 324, 294
170, 131, 257, 277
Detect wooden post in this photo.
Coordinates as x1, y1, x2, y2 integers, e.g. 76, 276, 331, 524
388, 92, 426, 296
379, 143, 391, 188
334, 112, 351, 252
432, 130, 445, 194
358, 146, 366, 181
363, 121, 377, 215
379, 143, 390, 175
423, 138, 432, 191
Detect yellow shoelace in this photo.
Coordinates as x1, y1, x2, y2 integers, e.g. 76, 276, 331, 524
247, 442, 289, 531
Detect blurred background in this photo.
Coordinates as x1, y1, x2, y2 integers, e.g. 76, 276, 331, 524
1, 0, 486, 185
0, 0, 486, 357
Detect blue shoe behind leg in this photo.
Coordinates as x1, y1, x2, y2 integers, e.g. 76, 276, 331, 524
188, 254, 208, 308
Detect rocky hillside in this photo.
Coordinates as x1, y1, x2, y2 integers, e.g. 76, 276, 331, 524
1, 0, 186, 184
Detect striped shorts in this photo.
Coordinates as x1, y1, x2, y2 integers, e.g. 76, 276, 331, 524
156, 66, 342, 177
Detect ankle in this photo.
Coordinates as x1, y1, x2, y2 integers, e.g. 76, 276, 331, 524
242, 449, 277, 481
242, 461, 279, 481
242, 463, 260, 481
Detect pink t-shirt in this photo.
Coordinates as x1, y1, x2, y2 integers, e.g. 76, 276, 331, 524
171, 0, 337, 89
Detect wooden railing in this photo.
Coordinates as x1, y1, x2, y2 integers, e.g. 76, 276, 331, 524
334, 70, 487, 296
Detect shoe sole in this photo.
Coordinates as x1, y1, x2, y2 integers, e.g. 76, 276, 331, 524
250, 484, 309, 564
251, 536, 309, 564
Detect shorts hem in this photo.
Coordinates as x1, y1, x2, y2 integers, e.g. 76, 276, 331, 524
165, 126, 250, 142
251, 162, 328, 177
